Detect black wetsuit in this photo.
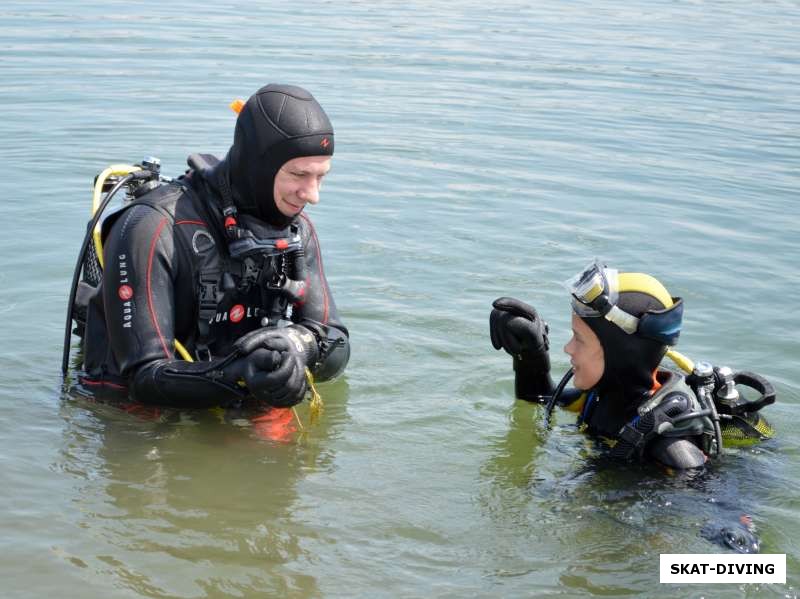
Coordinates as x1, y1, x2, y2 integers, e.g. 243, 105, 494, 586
81, 160, 349, 406
516, 368, 709, 469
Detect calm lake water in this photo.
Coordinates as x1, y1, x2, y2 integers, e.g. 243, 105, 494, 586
1, 1, 798, 597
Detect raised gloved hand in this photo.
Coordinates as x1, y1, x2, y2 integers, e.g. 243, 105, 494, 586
232, 325, 319, 407
490, 297, 551, 372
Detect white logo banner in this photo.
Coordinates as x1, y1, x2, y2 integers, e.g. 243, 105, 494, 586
660, 554, 786, 584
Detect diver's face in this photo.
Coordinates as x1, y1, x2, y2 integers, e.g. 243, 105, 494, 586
273, 155, 332, 217
564, 313, 605, 390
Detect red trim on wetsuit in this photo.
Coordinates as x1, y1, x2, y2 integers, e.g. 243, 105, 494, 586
175, 220, 207, 226
147, 216, 172, 358
299, 213, 329, 323
80, 376, 128, 391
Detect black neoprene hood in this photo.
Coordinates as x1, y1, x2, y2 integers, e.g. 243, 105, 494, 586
583, 290, 669, 399
228, 84, 334, 225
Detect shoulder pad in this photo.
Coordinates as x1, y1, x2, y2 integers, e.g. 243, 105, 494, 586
132, 181, 186, 212
187, 153, 221, 174
99, 182, 185, 241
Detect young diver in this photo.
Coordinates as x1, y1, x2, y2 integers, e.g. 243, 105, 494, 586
489, 260, 774, 469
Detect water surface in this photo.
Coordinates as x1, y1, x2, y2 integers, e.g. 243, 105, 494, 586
1, 1, 798, 597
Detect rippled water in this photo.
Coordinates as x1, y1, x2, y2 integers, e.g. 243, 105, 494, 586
1, 1, 798, 597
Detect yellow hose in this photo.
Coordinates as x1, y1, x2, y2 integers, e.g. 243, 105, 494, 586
174, 340, 193, 362
666, 349, 694, 374
92, 164, 141, 268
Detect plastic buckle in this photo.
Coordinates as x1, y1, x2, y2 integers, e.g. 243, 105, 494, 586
619, 424, 645, 447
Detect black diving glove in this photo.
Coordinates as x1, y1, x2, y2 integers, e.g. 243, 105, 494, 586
131, 330, 312, 409
232, 325, 319, 407
490, 296, 554, 402
490, 297, 551, 371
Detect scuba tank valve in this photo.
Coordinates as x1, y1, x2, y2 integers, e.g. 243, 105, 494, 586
713, 367, 776, 416
692, 361, 724, 456
715, 366, 740, 411
686, 362, 777, 449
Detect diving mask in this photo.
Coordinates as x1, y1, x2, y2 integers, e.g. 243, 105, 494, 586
564, 260, 684, 346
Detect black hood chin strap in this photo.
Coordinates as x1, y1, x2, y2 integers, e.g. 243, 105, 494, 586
221, 152, 296, 230
215, 158, 243, 241
210, 156, 296, 242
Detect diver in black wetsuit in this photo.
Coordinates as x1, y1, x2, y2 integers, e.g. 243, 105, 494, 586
80, 84, 350, 408
490, 261, 774, 470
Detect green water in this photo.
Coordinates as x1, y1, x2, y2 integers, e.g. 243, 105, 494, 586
1, 1, 798, 597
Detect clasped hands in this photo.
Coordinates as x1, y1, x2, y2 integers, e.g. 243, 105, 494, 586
228, 325, 319, 407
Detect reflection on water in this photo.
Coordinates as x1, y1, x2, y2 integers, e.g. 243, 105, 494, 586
55, 380, 349, 598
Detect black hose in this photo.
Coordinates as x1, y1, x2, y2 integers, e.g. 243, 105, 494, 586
696, 386, 723, 457
61, 174, 135, 374
292, 246, 307, 282
544, 367, 574, 425
709, 397, 724, 457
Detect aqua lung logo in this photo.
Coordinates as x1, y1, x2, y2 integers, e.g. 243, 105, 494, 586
210, 304, 259, 324
230, 304, 245, 323
118, 254, 134, 328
